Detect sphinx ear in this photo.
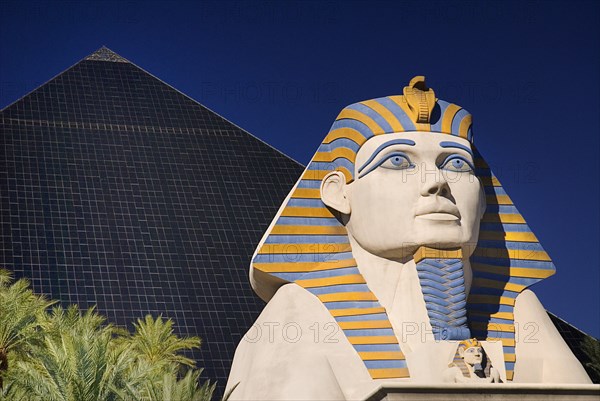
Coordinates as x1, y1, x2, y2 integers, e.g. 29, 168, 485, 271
320, 171, 351, 215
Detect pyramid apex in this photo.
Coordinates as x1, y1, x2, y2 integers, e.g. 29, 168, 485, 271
84, 46, 129, 63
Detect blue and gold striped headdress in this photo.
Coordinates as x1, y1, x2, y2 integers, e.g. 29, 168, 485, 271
251, 76, 555, 381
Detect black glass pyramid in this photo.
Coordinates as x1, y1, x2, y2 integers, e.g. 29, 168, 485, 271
0, 46, 304, 391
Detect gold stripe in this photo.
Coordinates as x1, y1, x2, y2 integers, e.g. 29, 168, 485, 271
291, 188, 320, 199
478, 231, 538, 242
359, 351, 405, 361
338, 320, 392, 330
369, 368, 410, 379
301, 167, 353, 183
312, 147, 356, 163
482, 337, 516, 347
486, 194, 513, 205
441, 104, 461, 133
481, 213, 525, 224
270, 225, 347, 235
474, 248, 551, 262
318, 292, 378, 302
506, 370, 514, 381
470, 311, 514, 320
347, 335, 398, 345
253, 258, 357, 273
336, 109, 384, 135
472, 263, 554, 279
472, 277, 526, 293
281, 206, 333, 218
471, 321, 515, 333
504, 353, 516, 362
323, 127, 368, 146
458, 114, 472, 139
468, 294, 516, 306
329, 307, 386, 317
480, 176, 501, 187
414, 246, 462, 263
296, 274, 366, 288
361, 99, 404, 132
258, 243, 351, 254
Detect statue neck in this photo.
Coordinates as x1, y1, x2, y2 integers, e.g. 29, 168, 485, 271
347, 233, 474, 346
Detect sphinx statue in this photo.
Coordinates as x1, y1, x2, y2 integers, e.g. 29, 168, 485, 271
226, 76, 591, 400
443, 338, 501, 383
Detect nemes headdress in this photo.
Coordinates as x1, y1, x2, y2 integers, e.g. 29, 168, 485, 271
250, 76, 555, 381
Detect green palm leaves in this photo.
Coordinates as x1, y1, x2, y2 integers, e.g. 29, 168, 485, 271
0, 269, 215, 401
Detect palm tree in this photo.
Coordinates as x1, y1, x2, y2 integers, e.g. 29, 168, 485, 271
1, 272, 217, 401
114, 369, 215, 401
126, 315, 201, 372
0, 269, 55, 388
5, 305, 134, 401
116, 315, 214, 401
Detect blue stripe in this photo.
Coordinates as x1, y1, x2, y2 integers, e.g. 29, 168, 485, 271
270, 272, 308, 281
318, 138, 361, 153
377, 97, 416, 131
451, 108, 469, 136
353, 344, 401, 352
472, 270, 541, 287
336, 313, 389, 322
364, 360, 407, 369
288, 198, 325, 207
297, 180, 321, 189
330, 119, 374, 139
323, 301, 381, 309
469, 315, 514, 324
505, 361, 515, 371
276, 216, 340, 226
343, 328, 395, 337
476, 240, 546, 252
467, 304, 514, 314
300, 267, 360, 279
253, 251, 354, 263
485, 205, 520, 214
484, 186, 507, 195
265, 235, 349, 244
469, 286, 520, 298
471, 256, 554, 270
309, 160, 355, 173
431, 100, 450, 132
347, 103, 392, 133
307, 283, 371, 295
479, 223, 532, 233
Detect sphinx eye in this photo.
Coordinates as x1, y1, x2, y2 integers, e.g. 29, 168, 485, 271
439, 155, 474, 172
379, 152, 413, 170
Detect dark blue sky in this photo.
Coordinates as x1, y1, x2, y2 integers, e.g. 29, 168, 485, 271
2, 1, 599, 337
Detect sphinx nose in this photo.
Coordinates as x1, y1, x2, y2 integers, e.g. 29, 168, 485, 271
420, 168, 450, 197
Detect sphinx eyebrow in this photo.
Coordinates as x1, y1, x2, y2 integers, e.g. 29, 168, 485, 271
439, 141, 473, 157
357, 138, 416, 174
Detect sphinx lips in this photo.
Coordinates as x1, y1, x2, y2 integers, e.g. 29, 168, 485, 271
415, 202, 461, 221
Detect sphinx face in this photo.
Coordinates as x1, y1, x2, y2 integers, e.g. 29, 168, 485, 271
342, 132, 485, 259
462, 346, 484, 366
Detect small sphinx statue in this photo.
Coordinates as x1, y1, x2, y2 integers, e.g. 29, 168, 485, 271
226, 76, 592, 400
443, 338, 501, 383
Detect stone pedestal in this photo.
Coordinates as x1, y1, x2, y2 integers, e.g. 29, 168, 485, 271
363, 383, 600, 401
